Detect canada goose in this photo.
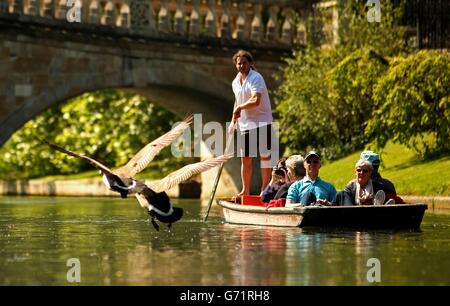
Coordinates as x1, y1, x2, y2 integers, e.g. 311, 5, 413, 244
40, 116, 194, 198
135, 153, 231, 230
39, 115, 232, 230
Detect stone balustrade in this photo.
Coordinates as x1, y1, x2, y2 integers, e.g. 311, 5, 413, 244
0, 0, 318, 46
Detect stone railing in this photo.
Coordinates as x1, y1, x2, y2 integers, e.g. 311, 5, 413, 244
0, 0, 318, 46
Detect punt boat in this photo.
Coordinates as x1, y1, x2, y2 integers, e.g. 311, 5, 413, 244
216, 198, 428, 229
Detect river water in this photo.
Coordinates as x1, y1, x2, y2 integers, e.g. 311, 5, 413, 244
0, 196, 449, 285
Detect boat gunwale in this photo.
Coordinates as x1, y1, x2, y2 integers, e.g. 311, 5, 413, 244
216, 198, 428, 214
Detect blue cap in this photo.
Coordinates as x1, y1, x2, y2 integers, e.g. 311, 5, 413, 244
360, 150, 380, 166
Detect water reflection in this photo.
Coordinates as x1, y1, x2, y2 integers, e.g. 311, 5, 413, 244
218, 225, 291, 285
0, 196, 449, 285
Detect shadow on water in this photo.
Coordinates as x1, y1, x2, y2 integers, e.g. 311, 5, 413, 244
0, 196, 449, 285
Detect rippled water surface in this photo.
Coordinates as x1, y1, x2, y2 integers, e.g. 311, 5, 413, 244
0, 196, 449, 285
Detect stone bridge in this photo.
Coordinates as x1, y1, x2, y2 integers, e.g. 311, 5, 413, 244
0, 0, 330, 197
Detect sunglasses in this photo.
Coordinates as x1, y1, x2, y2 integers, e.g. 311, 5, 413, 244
306, 160, 319, 164
356, 168, 369, 173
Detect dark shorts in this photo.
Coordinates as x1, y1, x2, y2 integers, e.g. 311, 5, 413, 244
237, 124, 273, 158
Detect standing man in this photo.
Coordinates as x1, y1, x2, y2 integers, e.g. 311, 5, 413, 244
231, 50, 274, 196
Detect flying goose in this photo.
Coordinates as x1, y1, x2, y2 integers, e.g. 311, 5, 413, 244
39, 115, 232, 230
135, 153, 231, 231
40, 116, 194, 199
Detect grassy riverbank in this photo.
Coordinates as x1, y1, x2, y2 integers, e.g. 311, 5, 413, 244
16, 143, 449, 197
320, 142, 450, 196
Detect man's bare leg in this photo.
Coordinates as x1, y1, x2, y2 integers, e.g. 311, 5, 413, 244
237, 156, 252, 196
260, 155, 272, 193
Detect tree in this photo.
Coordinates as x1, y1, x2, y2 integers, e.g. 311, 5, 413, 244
0, 90, 184, 179
327, 48, 389, 154
366, 50, 450, 158
274, 47, 341, 159
337, 0, 411, 57
274, 0, 411, 159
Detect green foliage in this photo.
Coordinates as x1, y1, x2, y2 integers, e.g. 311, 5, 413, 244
366, 50, 450, 157
275, 47, 390, 159
337, 0, 412, 57
274, 47, 340, 159
274, 0, 420, 160
327, 48, 389, 154
0, 90, 185, 179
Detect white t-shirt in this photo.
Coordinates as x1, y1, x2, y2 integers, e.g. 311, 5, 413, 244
232, 69, 273, 131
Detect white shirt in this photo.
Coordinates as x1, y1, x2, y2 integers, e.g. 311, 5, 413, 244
232, 69, 273, 131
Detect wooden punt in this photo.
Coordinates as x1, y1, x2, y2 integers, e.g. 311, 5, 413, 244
216, 198, 428, 229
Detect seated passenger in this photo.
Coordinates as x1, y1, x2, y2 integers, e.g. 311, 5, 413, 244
286, 151, 337, 207
261, 158, 288, 203
333, 159, 390, 206
261, 155, 306, 203
360, 150, 397, 196
273, 154, 306, 200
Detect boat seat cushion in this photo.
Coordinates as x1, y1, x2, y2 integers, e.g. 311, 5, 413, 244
265, 198, 286, 208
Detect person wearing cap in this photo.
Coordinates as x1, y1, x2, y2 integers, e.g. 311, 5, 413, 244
332, 159, 390, 206
360, 150, 397, 196
286, 151, 337, 207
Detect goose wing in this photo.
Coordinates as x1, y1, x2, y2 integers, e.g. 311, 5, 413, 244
150, 154, 231, 193
39, 138, 114, 174
115, 115, 193, 177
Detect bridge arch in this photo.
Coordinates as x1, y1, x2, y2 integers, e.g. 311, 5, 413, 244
0, 5, 298, 196
2, 61, 244, 196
